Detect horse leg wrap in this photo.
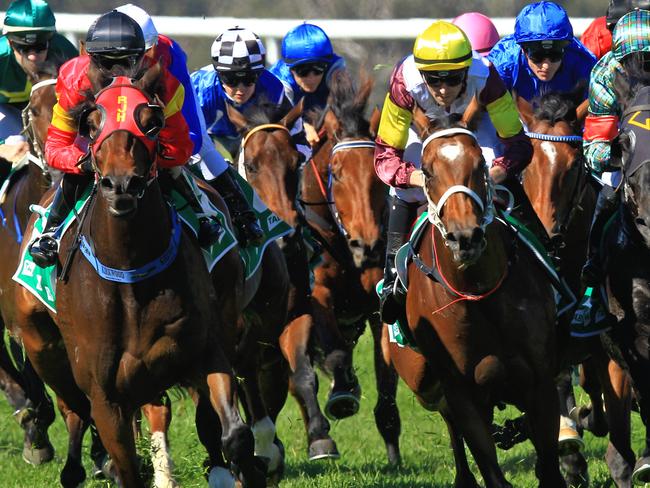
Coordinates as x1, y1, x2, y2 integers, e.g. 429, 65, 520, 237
252, 417, 282, 473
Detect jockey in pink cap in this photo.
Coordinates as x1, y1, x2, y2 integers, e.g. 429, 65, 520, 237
452, 12, 500, 56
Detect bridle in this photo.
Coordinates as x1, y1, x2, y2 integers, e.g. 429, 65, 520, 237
21, 78, 57, 175
421, 127, 495, 241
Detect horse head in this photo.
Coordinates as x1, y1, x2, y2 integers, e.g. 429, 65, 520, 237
518, 84, 588, 248
613, 66, 650, 245
228, 99, 303, 226
74, 63, 165, 217
311, 70, 385, 268
414, 107, 492, 266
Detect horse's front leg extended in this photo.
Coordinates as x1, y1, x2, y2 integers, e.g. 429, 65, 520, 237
142, 393, 178, 488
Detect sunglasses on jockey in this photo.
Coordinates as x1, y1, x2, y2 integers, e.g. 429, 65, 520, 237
523, 40, 567, 64
292, 62, 328, 77
91, 52, 143, 75
219, 70, 261, 87
421, 69, 467, 88
11, 40, 49, 54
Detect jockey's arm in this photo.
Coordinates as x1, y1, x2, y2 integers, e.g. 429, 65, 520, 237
156, 75, 193, 168
46, 101, 87, 174
480, 64, 532, 181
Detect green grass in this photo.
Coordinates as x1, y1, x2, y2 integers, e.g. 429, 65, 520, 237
0, 328, 645, 487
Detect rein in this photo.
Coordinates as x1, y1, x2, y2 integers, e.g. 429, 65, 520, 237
21, 78, 57, 174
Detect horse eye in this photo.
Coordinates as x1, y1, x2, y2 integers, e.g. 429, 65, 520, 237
243, 161, 258, 174
30, 108, 39, 117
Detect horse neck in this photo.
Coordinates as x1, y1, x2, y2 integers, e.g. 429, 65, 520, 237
16, 163, 51, 228
427, 222, 508, 294
88, 183, 172, 268
301, 138, 335, 230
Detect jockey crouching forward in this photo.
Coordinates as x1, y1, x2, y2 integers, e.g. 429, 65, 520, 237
0, 0, 77, 164
375, 21, 535, 324
28, 10, 220, 268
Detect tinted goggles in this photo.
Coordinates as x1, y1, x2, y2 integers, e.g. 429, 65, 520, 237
92, 54, 142, 75
292, 63, 327, 77
525, 48, 564, 64
12, 41, 49, 54
219, 71, 260, 87
422, 70, 466, 88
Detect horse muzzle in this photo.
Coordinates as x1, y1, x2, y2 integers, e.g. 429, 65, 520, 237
446, 227, 486, 266
100, 174, 147, 217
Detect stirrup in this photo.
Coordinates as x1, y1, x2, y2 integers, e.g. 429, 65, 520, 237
29, 234, 59, 268
234, 214, 264, 247
580, 259, 603, 288
197, 217, 222, 248
379, 280, 402, 324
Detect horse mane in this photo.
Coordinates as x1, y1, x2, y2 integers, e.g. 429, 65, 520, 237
312, 70, 372, 138
530, 80, 586, 126
241, 97, 286, 128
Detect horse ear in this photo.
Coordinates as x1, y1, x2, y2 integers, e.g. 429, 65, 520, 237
576, 99, 589, 125
369, 106, 381, 138
353, 71, 373, 111
79, 40, 87, 56
280, 97, 304, 129
322, 109, 340, 139
515, 94, 534, 128
225, 102, 248, 133
412, 105, 430, 139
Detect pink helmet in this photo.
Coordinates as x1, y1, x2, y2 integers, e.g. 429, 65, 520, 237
452, 12, 500, 56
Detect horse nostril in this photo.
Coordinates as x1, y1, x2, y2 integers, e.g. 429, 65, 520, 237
636, 217, 647, 227
127, 176, 146, 195
470, 227, 484, 244
100, 177, 114, 190
349, 239, 362, 249
446, 232, 458, 242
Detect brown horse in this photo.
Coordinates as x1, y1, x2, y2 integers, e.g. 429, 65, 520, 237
0, 68, 59, 466
300, 71, 401, 464
226, 99, 340, 461
387, 112, 564, 487
12, 66, 265, 487
519, 92, 634, 487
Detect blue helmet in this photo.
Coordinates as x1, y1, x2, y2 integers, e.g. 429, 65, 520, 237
514, 1, 574, 44
281, 23, 333, 67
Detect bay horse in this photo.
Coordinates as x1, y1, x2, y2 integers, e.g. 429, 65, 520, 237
300, 71, 401, 464
226, 99, 339, 461
519, 91, 634, 487
597, 69, 650, 486
0, 66, 59, 466
12, 65, 265, 487
387, 111, 564, 487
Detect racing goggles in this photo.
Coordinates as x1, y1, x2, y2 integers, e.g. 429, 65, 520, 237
219, 70, 260, 87
92, 53, 142, 75
422, 69, 467, 88
12, 40, 49, 54
525, 47, 564, 63
292, 63, 327, 77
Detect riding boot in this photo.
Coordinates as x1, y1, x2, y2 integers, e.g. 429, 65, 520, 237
163, 169, 222, 248
581, 184, 619, 287
502, 177, 553, 253
379, 231, 409, 325
28, 173, 88, 268
209, 167, 264, 247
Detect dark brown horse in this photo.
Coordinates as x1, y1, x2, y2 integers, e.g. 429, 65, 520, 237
226, 99, 340, 461
519, 92, 635, 487
387, 112, 564, 487
300, 72, 400, 464
0, 68, 59, 466
12, 66, 265, 487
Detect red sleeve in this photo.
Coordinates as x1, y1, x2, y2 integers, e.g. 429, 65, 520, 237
156, 110, 192, 168
374, 136, 417, 188
584, 114, 619, 142
45, 126, 86, 174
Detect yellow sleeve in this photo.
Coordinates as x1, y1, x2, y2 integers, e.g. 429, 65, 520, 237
50, 101, 77, 133
163, 83, 184, 119
377, 93, 412, 150
485, 91, 523, 139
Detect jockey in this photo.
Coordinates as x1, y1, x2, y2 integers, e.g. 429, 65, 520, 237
0, 0, 77, 163
28, 10, 219, 267
582, 8, 650, 287
452, 12, 500, 57
118, 8, 263, 247
269, 23, 346, 144
488, 1, 596, 102
581, 16, 612, 60
375, 20, 533, 324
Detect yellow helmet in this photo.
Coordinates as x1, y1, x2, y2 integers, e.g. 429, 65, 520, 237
413, 21, 473, 71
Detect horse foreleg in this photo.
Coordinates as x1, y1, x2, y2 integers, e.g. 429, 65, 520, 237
90, 397, 143, 488
142, 393, 178, 488
57, 396, 91, 488
578, 358, 609, 436
440, 405, 480, 488
370, 317, 401, 466
279, 313, 339, 461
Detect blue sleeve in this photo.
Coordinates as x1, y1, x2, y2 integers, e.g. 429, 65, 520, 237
191, 68, 218, 128
488, 36, 517, 92
270, 60, 301, 104
168, 40, 202, 153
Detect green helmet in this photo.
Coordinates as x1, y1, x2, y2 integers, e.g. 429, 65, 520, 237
3, 0, 55, 45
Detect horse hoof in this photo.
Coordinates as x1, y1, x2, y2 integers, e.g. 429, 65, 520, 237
325, 390, 360, 420
22, 441, 54, 466
208, 466, 235, 488
558, 427, 584, 456
632, 457, 650, 485
308, 438, 340, 461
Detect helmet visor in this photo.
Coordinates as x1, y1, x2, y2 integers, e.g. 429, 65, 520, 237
91, 52, 142, 76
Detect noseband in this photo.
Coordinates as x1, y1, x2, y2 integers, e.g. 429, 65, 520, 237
421, 128, 494, 239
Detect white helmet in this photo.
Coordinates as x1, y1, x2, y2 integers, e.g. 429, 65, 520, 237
115, 3, 158, 50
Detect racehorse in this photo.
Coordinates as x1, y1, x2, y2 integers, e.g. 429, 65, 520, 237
597, 68, 650, 486
519, 91, 634, 487
12, 64, 266, 487
226, 99, 340, 461
387, 109, 565, 487
0, 66, 59, 466
301, 71, 401, 464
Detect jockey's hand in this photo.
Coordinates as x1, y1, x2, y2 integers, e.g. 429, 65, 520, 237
304, 123, 320, 145
489, 165, 507, 184
77, 151, 94, 173
409, 170, 425, 188
0, 140, 29, 164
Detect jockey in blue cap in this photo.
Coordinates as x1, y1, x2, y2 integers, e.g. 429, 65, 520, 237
270, 23, 346, 144
488, 1, 596, 102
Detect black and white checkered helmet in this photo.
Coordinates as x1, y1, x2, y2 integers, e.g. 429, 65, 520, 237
211, 27, 266, 72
